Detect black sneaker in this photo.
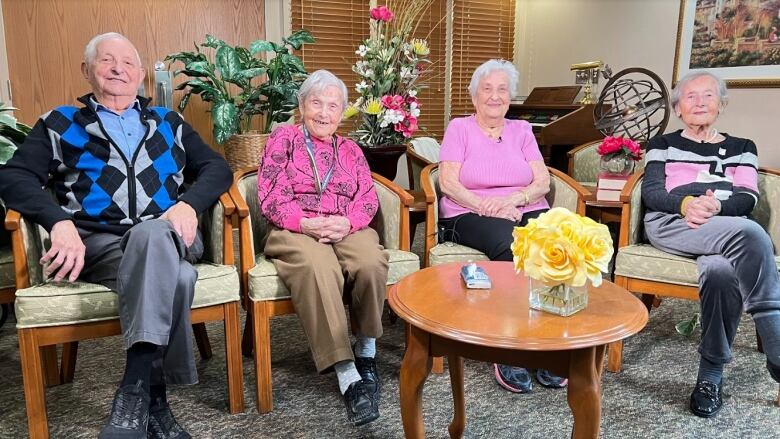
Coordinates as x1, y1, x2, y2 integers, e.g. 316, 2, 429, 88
689, 379, 723, 418
768, 360, 780, 383
354, 356, 381, 400
147, 398, 191, 439
98, 381, 150, 439
343, 381, 380, 426
494, 364, 532, 393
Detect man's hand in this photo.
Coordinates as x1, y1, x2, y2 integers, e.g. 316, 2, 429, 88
40, 220, 85, 282
161, 201, 198, 246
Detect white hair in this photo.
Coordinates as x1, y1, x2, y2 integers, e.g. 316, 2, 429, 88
84, 32, 141, 65
671, 70, 728, 110
298, 70, 348, 110
468, 59, 519, 99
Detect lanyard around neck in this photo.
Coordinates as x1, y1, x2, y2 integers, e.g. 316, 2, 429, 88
302, 125, 338, 196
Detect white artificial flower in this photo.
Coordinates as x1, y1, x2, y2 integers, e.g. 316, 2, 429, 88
365, 69, 374, 78
355, 81, 368, 93
409, 102, 420, 118
408, 89, 418, 97
355, 45, 369, 57
381, 109, 405, 127
400, 66, 412, 79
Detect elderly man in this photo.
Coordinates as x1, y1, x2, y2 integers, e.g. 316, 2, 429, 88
0, 33, 232, 438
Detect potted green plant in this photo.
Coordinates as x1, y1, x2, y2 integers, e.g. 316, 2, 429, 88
166, 30, 314, 169
0, 102, 31, 165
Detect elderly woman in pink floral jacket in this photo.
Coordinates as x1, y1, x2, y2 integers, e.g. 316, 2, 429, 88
257, 70, 387, 426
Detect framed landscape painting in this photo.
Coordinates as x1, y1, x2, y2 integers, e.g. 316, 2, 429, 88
673, 0, 780, 88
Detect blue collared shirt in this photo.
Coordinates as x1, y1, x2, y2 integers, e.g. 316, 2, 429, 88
89, 98, 146, 160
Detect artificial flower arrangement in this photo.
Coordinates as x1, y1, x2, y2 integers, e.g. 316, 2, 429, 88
597, 135, 643, 162
344, 0, 433, 148
511, 208, 613, 316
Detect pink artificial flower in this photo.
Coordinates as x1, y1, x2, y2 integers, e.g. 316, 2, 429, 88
405, 95, 419, 106
381, 94, 405, 110
395, 116, 419, 138
597, 136, 643, 160
370, 6, 394, 22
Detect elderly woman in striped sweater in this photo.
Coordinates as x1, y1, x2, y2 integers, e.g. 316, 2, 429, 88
642, 70, 780, 418
438, 59, 567, 394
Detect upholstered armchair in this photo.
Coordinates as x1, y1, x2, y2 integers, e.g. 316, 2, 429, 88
608, 168, 780, 374
566, 140, 602, 186
406, 136, 441, 192
7, 193, 244, 439
421, 164, 590, 268
230, 168, 420, 413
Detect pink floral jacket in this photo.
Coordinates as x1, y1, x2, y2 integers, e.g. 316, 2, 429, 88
257, 124, 379, 233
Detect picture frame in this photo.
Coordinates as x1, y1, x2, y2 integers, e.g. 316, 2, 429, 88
673, 0, 780, 88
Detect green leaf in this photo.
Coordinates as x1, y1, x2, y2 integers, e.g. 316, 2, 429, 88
184, 61, 212, 76
202, 34, 225, 49
212, 101, 238, 144
215, 46, 241, 81
249, 40, 275, 55
0, 138, 17, 165
283, 29, 315, 50
237, 67, 266, 81
675, 313, 700, 337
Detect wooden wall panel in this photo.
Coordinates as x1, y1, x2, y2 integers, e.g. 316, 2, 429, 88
2, 0, 265, 151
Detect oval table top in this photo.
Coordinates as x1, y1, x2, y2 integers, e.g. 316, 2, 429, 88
389, 261, 648, 351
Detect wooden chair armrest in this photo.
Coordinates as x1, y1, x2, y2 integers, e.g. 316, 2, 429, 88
231, 167, 257, 218
617, 171, 645, 248
372, 172, 414, 207
548, 167, 591, 216
420, 164, 439, 267
5, 209, 31, 289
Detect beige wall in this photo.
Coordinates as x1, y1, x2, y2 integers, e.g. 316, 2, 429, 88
516, 0, 780, 168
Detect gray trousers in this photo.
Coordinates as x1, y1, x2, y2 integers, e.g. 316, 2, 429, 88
644, 212, 780, 364
78, 219, 203, 384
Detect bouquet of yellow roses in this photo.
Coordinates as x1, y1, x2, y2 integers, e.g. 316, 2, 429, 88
511, 208, 613, 316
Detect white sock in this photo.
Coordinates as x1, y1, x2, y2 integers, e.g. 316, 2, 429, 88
354, 336, 376, 358
334, 360, 362, 394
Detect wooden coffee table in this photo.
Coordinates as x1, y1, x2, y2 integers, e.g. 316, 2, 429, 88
388, 261, 648, 439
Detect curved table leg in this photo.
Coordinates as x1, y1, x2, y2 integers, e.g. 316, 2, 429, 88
448, 355, 465, 439
567, 345, 605, 439
400, 325, 433, 439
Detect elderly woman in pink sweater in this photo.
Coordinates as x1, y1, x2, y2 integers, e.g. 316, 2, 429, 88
257, 70, 387, 427
438, 59, 566, 394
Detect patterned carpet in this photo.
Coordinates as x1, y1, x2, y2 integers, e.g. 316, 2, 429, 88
0, 229, 778, 438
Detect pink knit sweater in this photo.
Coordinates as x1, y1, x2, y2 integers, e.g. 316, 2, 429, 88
438, 115, 549, 218
257, 124, 379, 233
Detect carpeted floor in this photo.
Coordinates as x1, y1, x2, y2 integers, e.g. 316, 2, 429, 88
0, 228, 778, 438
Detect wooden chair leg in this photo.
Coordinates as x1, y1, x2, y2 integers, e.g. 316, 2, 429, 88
60, 342, 78, 384
18, 329, 49, 439
432, 357, 445, 374
253, 301, 273, 413
41, 345, 60, 387
193, 322, 213, 360
241, 316, 254, 358
756, 327, 764, 354
223, 302, 245, 414
640, 294, 655, 312
607, 340, 624, 373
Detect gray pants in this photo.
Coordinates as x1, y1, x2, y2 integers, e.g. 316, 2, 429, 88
644, 212, 780, 364
79, 219, 203, 384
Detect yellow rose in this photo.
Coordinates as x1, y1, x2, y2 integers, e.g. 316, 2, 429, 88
538, 237, 587, 286
578, 226, 613, 287
535, 207, 583, 242
511, 223, 537, 272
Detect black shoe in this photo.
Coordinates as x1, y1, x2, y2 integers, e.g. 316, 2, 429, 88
147, 398, 191, 439
343, 381, 380, 426
768, 360, 780, 383
689, 379, 723, 418
354, 356, 381, 399
98, 381, 151, 439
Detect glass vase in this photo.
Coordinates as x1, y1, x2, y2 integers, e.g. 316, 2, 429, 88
599, 155, 635, 177
528, 278, 588, 316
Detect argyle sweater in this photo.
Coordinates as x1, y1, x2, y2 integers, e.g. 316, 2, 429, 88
641, 130, 759, 217
0, 94, 232, 234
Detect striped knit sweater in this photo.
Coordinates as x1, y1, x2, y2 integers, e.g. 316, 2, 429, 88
641, 130, 759, 217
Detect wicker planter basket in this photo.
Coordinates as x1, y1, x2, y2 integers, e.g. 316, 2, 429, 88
223, 132, 270, 171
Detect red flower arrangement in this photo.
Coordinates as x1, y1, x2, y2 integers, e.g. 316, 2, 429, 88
596, 136, 642, 161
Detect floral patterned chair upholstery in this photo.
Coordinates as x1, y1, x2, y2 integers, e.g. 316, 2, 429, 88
7, 192, 245, 439
608, 168, 780, 374
230, 168, 420, 413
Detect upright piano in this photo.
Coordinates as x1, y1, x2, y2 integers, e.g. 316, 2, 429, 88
506, 86, 603, 172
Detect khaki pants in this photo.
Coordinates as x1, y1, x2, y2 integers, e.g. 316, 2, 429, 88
264, 227, 389, 372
